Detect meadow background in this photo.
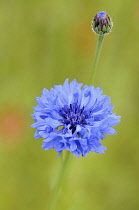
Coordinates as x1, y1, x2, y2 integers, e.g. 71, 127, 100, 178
0, 0, 139, 209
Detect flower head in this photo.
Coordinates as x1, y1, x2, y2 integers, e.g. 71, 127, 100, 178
31, 79, 120, 157
92, 11, 113, 35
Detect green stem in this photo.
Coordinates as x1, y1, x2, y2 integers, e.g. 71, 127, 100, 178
49, 151, 71, 210
88, 35, 104, 85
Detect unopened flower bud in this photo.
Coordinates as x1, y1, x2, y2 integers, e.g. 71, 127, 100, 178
92, 11, 113, 36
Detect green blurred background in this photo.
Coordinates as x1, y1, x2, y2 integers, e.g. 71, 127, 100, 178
0, 0, 139, 209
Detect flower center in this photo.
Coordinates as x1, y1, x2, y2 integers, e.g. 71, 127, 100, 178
59, 103, 86, 133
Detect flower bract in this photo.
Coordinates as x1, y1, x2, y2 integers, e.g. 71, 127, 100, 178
92, 11, 113, 35
31, 79, 120, 157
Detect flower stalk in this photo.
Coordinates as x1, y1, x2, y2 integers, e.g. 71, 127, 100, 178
49, 151, 71, 210
88, 35, 104, 85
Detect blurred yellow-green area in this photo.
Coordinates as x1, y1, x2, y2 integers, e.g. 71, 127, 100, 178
0, 0, 139, 209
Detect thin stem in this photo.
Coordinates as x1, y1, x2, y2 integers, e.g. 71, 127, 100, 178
49, 151, 71, 210
88, 35, 104, 85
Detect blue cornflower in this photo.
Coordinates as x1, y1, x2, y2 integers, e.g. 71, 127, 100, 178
31, 79, 120, 157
